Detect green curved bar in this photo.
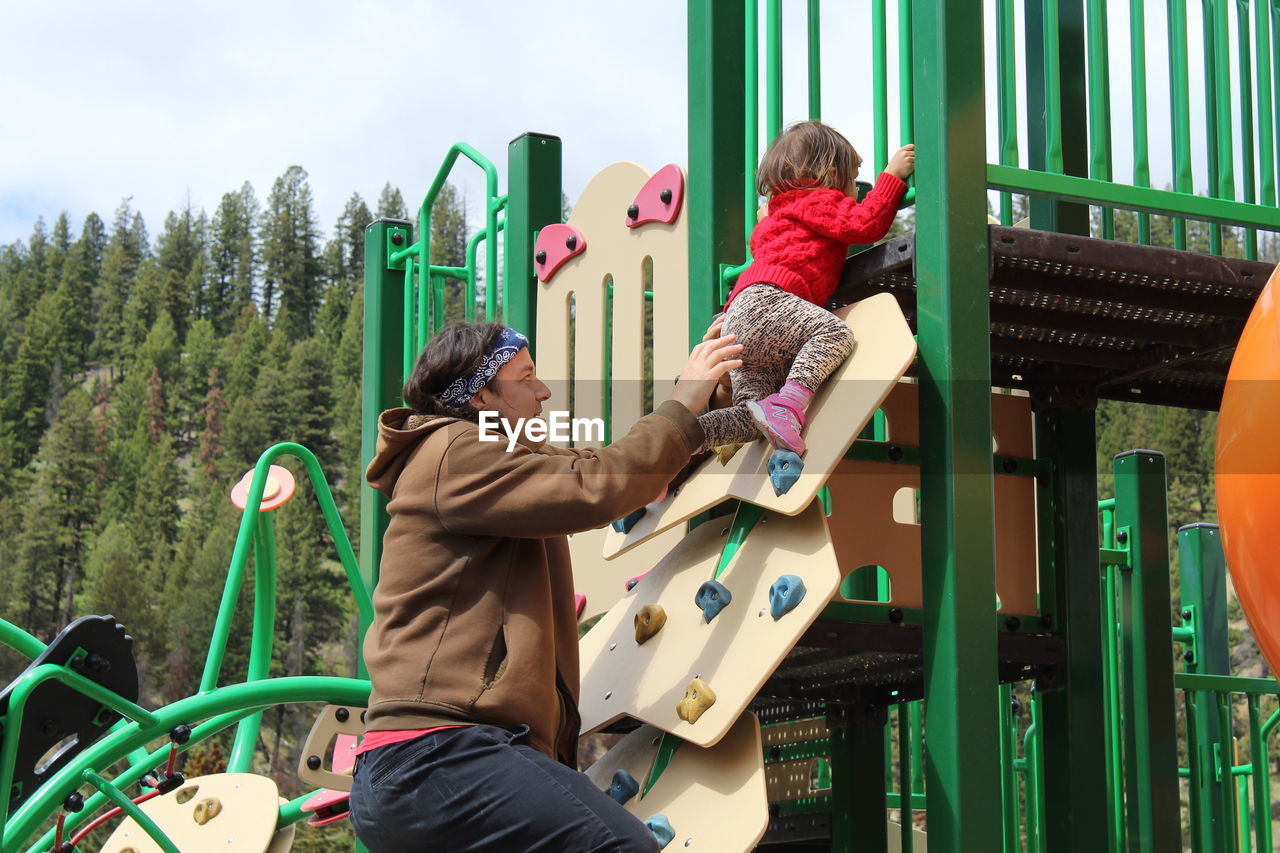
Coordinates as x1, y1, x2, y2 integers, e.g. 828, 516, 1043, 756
81, 769, 180, 853
5, 676, 370, 851
200, 443, 371, 695
0, 619, 44, 662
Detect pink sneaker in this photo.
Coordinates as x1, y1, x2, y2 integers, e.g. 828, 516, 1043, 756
746, 394, 807, 455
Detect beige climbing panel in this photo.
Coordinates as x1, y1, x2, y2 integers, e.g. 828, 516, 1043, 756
579, 501, 840, 747
570, 523, 686, 625
584, 713, 768, 853
603, 293, 916, 559
826, 382, 1039, 614
296, 704, 363, 792
535, 162, 689, 443
264, 801, 297, 853
100, 773, 280, 852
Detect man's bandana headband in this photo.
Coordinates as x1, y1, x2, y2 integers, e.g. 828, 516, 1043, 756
439, 327, 530, 407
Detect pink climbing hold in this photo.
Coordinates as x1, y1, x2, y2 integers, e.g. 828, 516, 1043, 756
625, 164, 685, 227
575, 593, 587, 618
229, 464, 297, 512
626, 569, 652, 592
534, 224, 587, 283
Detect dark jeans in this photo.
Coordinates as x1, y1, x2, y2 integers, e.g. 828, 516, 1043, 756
349, 724, 661, 853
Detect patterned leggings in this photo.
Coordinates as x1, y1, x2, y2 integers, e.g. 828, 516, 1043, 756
698, 284, 855, 448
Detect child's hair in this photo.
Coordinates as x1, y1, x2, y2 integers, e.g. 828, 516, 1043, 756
756, 120, 861, 197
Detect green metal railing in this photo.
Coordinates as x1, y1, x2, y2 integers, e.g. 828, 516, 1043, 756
989, 0, 1280, 249
386, 142, 507, 375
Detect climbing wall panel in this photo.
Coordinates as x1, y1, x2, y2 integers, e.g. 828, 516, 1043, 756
579, 501, 840, 747
603, 293, 916, 559
569, 523, 686, 625
584, 713, 768, 853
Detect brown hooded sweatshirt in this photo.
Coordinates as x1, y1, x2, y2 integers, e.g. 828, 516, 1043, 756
363, 400, 704, 765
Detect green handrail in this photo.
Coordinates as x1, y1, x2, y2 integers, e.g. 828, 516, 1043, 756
766, 0, 782, 144
996, 0, 1018, 225
807, 0, 821, 120
1086, 0, 1114, 239
81, 769, 180, 853
872, 0, 888, 174
1130, 0, 1151, 244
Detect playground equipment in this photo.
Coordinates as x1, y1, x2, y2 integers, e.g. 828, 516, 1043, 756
6, 1, 1280, 851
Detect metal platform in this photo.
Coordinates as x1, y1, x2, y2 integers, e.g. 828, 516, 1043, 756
833, 226, 1274, 410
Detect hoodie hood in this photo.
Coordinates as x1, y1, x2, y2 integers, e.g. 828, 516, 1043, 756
365, 408, 462, 497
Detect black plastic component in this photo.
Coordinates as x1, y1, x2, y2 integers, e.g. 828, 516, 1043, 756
535, 250, 547, 264
0, 615, 138, 811
887, 445, 904, 462
888, 608, 904, 624
627, 204, 639, 220
565, 235, 578, 250
63, 791, 84, 812
1005, 616, 1021, 632
307, 754, 322, 771
390, 231, 405, 246
169, 724, 192, 745
335, 707, 350, 723
659, 188, 673, 204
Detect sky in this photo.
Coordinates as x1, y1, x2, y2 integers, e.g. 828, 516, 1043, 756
0, 1, 1239, 249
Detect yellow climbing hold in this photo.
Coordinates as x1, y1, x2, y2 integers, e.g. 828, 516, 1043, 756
193, 796, 222, 825
676, 677, 716, 724
634, 604, 667, 644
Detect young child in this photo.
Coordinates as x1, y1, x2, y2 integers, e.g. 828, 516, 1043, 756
698, 120, 915, 456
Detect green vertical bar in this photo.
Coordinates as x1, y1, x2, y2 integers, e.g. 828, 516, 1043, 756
1248, 695, 1272, 852
1026, 0, 1091, 234
1086, 0, 1114, 238
1215, 0, 1236, 202
831, 715, 888, 852
1179, 522, 1230, 852
1036, 408, 1110, 852
1113, 450, 1181, 851
873, 0, 889, 173
1272, 1, 1280, 213
898, 703, 915, 852
1237, 0, 1259, 259
1169, 0, 1194, 249
767, 0, 782, 143
504, 133, 562, 354
1217, 693, 1238, 853
1131, 0, 1152, 243
1104, 560, 1127, 851
1257, 0, 1277, 208
361, 219, 410, 671
1203, 0, 1225, 254
898, 0, 914, 144
688, 0, 746, 343
745, 0, 758, 247
807, 0, 821, 119
997, 0, 1019, 225
912, 1, 1001, 850
998, 684, 1020, 851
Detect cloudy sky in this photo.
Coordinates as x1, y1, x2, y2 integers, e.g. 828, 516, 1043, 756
0, 2, 1229, 247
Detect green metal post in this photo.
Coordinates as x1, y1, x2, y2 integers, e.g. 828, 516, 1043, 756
766, 0, 782, 143
997, 0, 1019, 225
807, 0, 821, 119
898, 0, 914, 145
1085, 0, 1113, 238
1113, 450, 1180, 851
1036, 408, 1110, 851
688, 0, 746, 344
829, 713, 888, 852
1169, 0, 1194, 249
1131, 0, 1152, 243
912, 1, 1002, 850
1237, 0, 1259, 259
1202, 0, 1225, 254
873, 0, 890, 173
1248, 695, 1272, 852
1025, 0, 1090, 234
998, 684, 1020, 851
1257, 0, 1277, 209
1179, 522, 1230, 852
504, 133, 562, 355
360, 218, 410, 675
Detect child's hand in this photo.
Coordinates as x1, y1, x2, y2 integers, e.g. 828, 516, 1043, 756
887, 144, 915, 180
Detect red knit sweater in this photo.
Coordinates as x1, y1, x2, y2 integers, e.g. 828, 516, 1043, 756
725, 172, 908, 309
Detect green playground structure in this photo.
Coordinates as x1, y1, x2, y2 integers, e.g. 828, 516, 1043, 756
6, 1, 1280, 851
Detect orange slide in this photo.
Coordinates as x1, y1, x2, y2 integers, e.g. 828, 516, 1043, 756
1216, 265, 1280, 674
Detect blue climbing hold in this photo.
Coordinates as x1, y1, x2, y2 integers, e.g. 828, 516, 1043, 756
645, 814, 675, 849
612, 507, 646, 534
695, 580, 732, 623
769, 574, 807, 619
605, 769, 639, 805
767, 449, 804, 496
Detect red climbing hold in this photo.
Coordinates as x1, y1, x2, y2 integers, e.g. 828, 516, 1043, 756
625, 165, 684, 228
534, 224, 587, 283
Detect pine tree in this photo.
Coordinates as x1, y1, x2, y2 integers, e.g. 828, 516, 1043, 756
179, 318, 224, 443
209, 183, 259, 334
376, 183, 408, 220
155, 202, 208, 341
317, 194, 372, 343
94, 201, 150, 365
431, 183, 471, 324
1, 287, 71, 467
261, 166, 323, 338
